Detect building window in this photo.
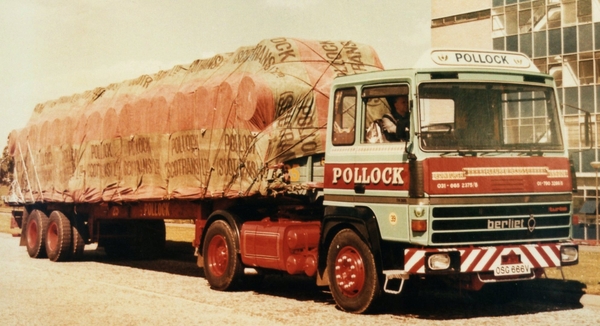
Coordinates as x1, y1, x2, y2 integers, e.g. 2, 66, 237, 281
595, 51, 600, 84
579, 24, 593, 52
579, 52, 594, 85
563, 0, 577, 26
519, 8, 532, 32
564, 87, 580, 114
596, 85, 600, 112
507, 35, 519, 51
534, 30, 547, 57
532, 1, 547, 31
549, 28, 562, 55
581, 85, 594, 112
581, 151, 595, 173
534, 58, 548, 73
493, 37, 505, 50
520, 33, 533, 57
506, 5, 519, 35
592, 85, 600, 113
547, 5, 562, 29
493, 13, 506, 34
564, 26, 578, 54
595, 23, 600, 50
579, 54, 594, 85
563, 54, 579, 87
579, 0, 592, 23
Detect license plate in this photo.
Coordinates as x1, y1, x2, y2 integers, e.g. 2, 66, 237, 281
494, 263, 531, 276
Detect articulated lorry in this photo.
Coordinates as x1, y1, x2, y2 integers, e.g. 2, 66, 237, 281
5, 38, 582, 313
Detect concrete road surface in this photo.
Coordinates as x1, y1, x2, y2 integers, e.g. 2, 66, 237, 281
1, 233, 600, 325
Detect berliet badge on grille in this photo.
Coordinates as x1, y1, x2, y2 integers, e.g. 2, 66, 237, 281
527, 214, 536, 233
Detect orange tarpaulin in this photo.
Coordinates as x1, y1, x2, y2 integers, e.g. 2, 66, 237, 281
8, 38, 383, 203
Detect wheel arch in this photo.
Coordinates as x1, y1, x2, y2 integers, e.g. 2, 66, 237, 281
199, 209, 243, 255
318, 206, 384, 281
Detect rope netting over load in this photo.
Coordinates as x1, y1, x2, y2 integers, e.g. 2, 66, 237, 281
7, 38, 383, 203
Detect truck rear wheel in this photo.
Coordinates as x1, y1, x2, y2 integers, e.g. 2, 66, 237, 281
46, 211, 73, 262
327, 229, 381, 314
25, 210, 49, 258
70, 216, 86, 260
203, 220, 243, 291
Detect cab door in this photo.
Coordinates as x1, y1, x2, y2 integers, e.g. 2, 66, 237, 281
324, 87, 358, 200
354, 83, 413, 242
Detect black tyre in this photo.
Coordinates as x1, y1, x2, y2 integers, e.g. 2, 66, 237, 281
25, 210, 49, 258
46, 211, 73, 262
19, 209, 30, 247
202, 220, 243, 291
70, 216, 86, 260
327, 229, 381, 314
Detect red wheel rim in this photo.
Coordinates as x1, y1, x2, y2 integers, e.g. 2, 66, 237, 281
47, 222, 58, 252
334, 246, 366, 298
207, 235, 228, 277
27, 220, 38, 249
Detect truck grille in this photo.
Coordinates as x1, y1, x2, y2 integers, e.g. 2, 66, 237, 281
430, 203, 571, 244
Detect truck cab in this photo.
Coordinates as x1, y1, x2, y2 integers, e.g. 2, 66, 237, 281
321, 49, 579, 312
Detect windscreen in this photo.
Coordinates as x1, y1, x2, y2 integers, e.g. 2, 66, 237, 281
418, 82, 563, 152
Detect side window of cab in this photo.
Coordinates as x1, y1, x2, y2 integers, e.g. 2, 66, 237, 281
332, 88, 357, 146
362, 84, 410, 144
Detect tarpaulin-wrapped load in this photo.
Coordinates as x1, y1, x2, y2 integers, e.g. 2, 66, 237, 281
7, 38, 383, 203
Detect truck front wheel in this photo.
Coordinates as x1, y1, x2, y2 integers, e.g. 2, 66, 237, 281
203, 220, 243, 291
46, 211, 73, 262
25, 210, 49, 258
327, 229, 381, 314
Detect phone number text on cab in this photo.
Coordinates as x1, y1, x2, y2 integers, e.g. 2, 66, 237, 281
436, 182, 479, 189
536, 180, 564, 186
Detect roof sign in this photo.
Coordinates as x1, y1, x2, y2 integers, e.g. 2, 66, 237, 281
425, 50, 533, 70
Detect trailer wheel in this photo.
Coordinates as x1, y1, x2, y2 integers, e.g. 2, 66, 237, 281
327, 229, 380, 314
203, 220, 243, 291
19, 209, 30, 247
25, 210, 49, 258
70, 217, 86, 260
45, 211, 73, 262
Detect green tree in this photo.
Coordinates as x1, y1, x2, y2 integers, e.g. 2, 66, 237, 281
1, 145, 14, 186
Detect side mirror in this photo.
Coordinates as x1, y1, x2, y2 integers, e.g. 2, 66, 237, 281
563, 104, 593, 149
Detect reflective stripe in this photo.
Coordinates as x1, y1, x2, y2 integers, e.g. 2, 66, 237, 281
404, 244, 565, 274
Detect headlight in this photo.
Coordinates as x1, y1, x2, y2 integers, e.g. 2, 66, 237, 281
560, 246, 578, 265
428, 253, 451, 270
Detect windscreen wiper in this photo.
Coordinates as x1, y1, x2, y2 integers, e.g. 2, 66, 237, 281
440, 148, 477, 157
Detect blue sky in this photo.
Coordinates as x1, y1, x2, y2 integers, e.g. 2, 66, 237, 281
0, 0, 431, 144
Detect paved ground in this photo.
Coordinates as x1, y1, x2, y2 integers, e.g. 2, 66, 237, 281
2, 232, 600, 325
